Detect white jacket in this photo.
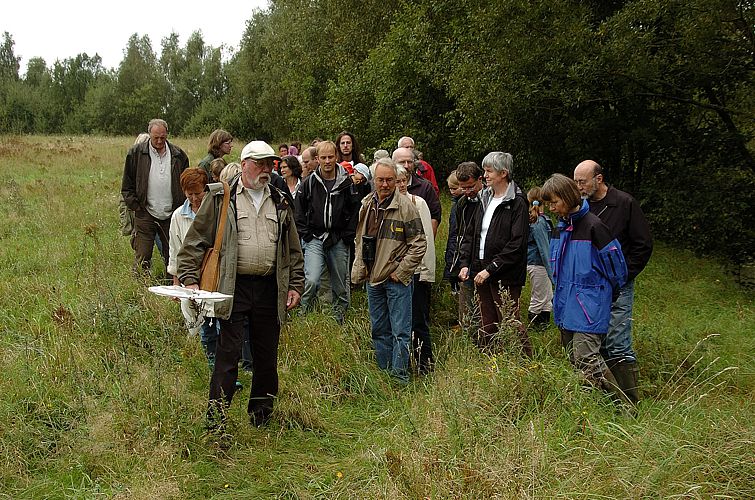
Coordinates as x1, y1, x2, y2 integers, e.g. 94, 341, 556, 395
408, 194, 435, 283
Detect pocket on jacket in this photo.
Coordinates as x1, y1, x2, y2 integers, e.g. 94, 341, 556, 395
237, 211, 251, 240
266, 213, 279, 242
575, 284, 606, 325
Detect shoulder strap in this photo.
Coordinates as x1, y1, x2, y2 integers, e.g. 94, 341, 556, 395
213, 181, 231, 252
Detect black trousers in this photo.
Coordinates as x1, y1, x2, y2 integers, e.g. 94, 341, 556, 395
208, 274, 279, 424
411, 274, 434, 372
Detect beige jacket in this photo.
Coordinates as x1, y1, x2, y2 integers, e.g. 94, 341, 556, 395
351, 189, 427, 286
176, 176, 304, 323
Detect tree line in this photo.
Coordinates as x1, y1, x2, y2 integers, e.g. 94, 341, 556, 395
0, 0, 753, 265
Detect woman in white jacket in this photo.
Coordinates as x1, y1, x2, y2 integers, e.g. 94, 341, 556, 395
167, 167, 219, 370
396, 165, 435, 374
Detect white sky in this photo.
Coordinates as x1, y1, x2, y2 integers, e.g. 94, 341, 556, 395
3, 0, 270, 74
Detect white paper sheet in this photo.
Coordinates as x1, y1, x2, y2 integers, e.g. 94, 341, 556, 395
148, 285, 232, 302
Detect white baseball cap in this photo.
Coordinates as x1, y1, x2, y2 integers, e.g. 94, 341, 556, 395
240, 141, 281, 161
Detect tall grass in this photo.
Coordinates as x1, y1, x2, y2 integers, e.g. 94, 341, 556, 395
1, 135, 753, 498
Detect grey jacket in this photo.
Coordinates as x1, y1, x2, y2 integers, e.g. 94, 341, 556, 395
176, 175, 305, 323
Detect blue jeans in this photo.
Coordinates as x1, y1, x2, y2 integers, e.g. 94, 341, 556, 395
367, 279, 413, 383
601, 279, 637, 364
301, 238, 350, 322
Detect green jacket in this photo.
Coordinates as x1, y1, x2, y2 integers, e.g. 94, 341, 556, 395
176, 175, 305, 323
351, 189, 426, 286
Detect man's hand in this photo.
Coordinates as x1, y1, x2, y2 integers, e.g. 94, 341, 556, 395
458, 267, 470, 281
390, 271, 401, 283
184, 283, 199, 291
473, 269, 490, 285
286, 290, 301, 310
171, 276, 181, 302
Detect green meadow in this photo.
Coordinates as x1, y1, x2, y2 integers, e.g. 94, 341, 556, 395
1, 135, 753, 498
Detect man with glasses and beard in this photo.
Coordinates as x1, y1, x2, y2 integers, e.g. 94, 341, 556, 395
177, 141, 304, 429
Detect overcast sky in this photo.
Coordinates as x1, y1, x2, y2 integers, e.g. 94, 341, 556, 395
3, 0, 269, 74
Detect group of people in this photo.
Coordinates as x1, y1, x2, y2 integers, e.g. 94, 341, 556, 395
121, 118, 652, 430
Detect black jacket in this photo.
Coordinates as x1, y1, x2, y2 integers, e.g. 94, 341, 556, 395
458, 182, 529, 286
450, 194, 481, 277
407, 173, 442, 224
294, 165, 363, 248
121, 140, 190, 213
587, 186, 653, 281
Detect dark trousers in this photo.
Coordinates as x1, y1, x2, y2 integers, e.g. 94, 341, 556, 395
208, 274, 279, 425
411, 275, 433, 372
476, 281, 532, 355
132, 209, 171, 273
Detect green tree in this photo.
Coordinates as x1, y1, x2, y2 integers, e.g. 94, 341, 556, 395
0, 31, 20, 81
115, 34, 167, 134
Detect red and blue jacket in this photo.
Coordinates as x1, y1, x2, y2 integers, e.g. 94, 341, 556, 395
550, 200, 627, 334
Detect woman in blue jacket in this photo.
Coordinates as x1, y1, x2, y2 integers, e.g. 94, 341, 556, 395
526, 187, 554, 327
541, 174, 629, 401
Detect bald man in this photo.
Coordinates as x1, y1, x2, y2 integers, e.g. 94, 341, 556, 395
573, 160, 653, 405
397, 136, 439, 194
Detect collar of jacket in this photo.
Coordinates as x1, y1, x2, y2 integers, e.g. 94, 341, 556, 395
558, 199, 590, 231
313, 164, 352, 188
178, 199, 195, 219
367, 189, 398, 210
479, 181, 519, 210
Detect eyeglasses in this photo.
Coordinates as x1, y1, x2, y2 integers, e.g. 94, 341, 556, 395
248, 158, 274, 169
575, 175, 596, 186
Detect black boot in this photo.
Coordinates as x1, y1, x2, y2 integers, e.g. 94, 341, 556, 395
528, 311, 538, 326
600, 369, 632, 407
535, 311, 550, 326
611, 360, 640, 406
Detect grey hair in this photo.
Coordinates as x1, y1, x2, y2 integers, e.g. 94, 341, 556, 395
370, 157, 398, 178
148, 118, 168, 133
396, 164, 408, 179
481, 152, 514, 180
219, 162, 242, 183
397, 136, 414, 148
134, 133, 150, 145
373, 149, 390, 161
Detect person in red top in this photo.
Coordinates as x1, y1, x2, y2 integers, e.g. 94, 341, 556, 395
397, 136, 439, 194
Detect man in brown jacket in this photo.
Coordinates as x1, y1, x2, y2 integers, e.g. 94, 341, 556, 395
121, 118, 189, 273
352, 158, 426, 384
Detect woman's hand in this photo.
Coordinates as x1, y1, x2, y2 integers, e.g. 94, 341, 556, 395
474, 269, 490, 285
458, 267, 469, 281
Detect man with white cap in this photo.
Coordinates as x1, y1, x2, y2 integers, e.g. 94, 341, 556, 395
177, 140, 304, 429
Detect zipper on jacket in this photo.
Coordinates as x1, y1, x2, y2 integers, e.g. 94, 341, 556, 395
575, 293, 594, 324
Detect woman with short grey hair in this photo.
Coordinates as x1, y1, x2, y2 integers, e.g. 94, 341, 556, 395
457, 151, 532, 355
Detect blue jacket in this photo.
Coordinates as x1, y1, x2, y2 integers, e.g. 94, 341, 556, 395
527, 214, 554, 281
550, 200, 627, 334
